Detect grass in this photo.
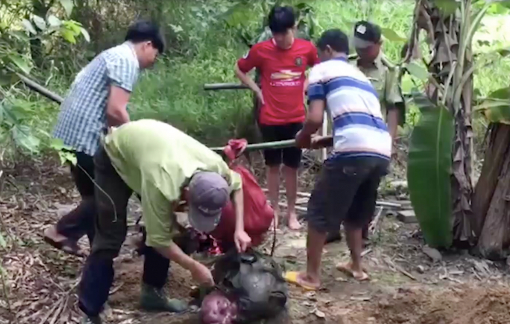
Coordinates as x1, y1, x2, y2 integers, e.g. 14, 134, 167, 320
7, 0, 510, 150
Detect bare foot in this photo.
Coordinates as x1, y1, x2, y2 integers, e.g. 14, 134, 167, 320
44, 226, 67, 242
336, 262, 369, 281
284, 271, 320, 290
43, 226, 84, 256
287, 212, 302, 230
296, 272, 320, 290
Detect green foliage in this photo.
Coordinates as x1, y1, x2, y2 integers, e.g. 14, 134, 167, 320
232, 1, 319, 47
50, 138, 77, 165
407, 92, 454, 248
474, 86, 510, 124
0, 0, 509, 157
0, 0, 87, 156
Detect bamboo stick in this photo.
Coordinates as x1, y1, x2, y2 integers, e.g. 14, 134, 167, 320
320, 112, 328, 162
17, 73, 64, 104
209, 139, 296, 153
203, 83, 249, 91
203, 82, 413, 98
261, 189, 403, 209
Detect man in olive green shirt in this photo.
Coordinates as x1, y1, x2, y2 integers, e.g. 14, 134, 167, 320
352, 20, 405, 144
77, 119, 251, 324
354, 21, 406, 242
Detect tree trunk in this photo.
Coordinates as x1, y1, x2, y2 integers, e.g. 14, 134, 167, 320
472, 124, 510, 234
473, 124, 510, 259
452, 44, 474, 245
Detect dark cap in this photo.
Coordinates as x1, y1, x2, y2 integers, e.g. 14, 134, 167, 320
353, 21, 382, 49
187, 172, 230, 233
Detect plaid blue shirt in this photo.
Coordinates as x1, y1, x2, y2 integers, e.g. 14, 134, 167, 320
53, 42, 140, 156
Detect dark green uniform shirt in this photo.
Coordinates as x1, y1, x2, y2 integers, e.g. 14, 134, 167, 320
351, 54, 405, 125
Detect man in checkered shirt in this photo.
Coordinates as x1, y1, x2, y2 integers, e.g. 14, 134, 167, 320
44, 20, 187, 319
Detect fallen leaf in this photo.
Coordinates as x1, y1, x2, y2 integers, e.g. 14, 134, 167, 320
314, 309, 326, 318
422, 245, 442, 262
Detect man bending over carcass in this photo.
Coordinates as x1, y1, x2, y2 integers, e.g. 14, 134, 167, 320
78, 119, 251, 324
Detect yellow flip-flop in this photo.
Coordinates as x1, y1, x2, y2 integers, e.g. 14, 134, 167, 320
284, 271, 318, 291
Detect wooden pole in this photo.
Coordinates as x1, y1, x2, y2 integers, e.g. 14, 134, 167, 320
209, 139, 296, 153
320, 112, 328, 162
203, 83, 249, 91
17, 73, 64, 104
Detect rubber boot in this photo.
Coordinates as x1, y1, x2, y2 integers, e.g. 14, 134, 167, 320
139, 283, 187, 313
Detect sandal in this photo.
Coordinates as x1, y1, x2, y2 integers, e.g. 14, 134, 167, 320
284, 271, 319, 291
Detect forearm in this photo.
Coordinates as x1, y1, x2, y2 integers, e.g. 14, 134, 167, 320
232, 188, 244, 232
106, 105, 130, 127
301, 119, 322, 136
386, 107, 399, 141
156, 242, 198, 271
235, 66, 261, 94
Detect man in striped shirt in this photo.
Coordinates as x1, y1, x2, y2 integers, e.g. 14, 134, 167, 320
285, 29, 391, 289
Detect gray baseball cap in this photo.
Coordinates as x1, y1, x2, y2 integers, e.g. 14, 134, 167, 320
187, 171, 230, 233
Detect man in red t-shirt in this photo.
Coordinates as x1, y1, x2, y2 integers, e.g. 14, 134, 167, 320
235, 6, 320, 230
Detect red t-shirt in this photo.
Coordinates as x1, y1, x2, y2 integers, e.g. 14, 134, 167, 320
237, 38, 320, 126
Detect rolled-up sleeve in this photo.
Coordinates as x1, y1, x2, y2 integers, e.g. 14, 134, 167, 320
227, 169, 242, 192
385, 69, 404, 105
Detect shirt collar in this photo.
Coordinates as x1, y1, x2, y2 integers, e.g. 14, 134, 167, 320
332, 56, 348, 62
271, 37, 295, 49
124, 41, 140, 68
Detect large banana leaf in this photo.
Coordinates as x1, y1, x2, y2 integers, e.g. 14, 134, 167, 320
407, 93, 454, 248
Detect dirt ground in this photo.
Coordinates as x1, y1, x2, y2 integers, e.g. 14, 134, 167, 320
1, 157, 510, 324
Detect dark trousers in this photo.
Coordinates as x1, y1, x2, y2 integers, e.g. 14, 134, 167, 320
78, 146, 170, 317
55, 151, 96, 243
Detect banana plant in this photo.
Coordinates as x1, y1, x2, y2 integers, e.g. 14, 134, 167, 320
404, 0, 510, 249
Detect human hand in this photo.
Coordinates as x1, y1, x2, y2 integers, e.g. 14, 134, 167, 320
234, 230, 251, 252
190, 262, 214, 287
256, 90, 265, 105
295, 130, 312, 149
310, 135, 333, 149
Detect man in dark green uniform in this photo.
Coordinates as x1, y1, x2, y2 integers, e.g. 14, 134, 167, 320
326, 20, 405, 244
352, 20, 405, 143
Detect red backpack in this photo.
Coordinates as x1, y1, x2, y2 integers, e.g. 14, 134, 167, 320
209, 139, 274, 247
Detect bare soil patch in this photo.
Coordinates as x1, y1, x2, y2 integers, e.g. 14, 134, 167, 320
1, 157, 509, 324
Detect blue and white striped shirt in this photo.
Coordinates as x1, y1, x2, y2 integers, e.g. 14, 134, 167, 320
307, 57, 391, 160
53, 42, 140, 156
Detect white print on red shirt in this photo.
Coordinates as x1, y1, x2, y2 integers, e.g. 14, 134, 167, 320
269, 69, 303, 87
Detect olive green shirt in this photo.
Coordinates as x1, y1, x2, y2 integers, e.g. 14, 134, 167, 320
351, 54, 405, 124
103, 119, 242, 248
